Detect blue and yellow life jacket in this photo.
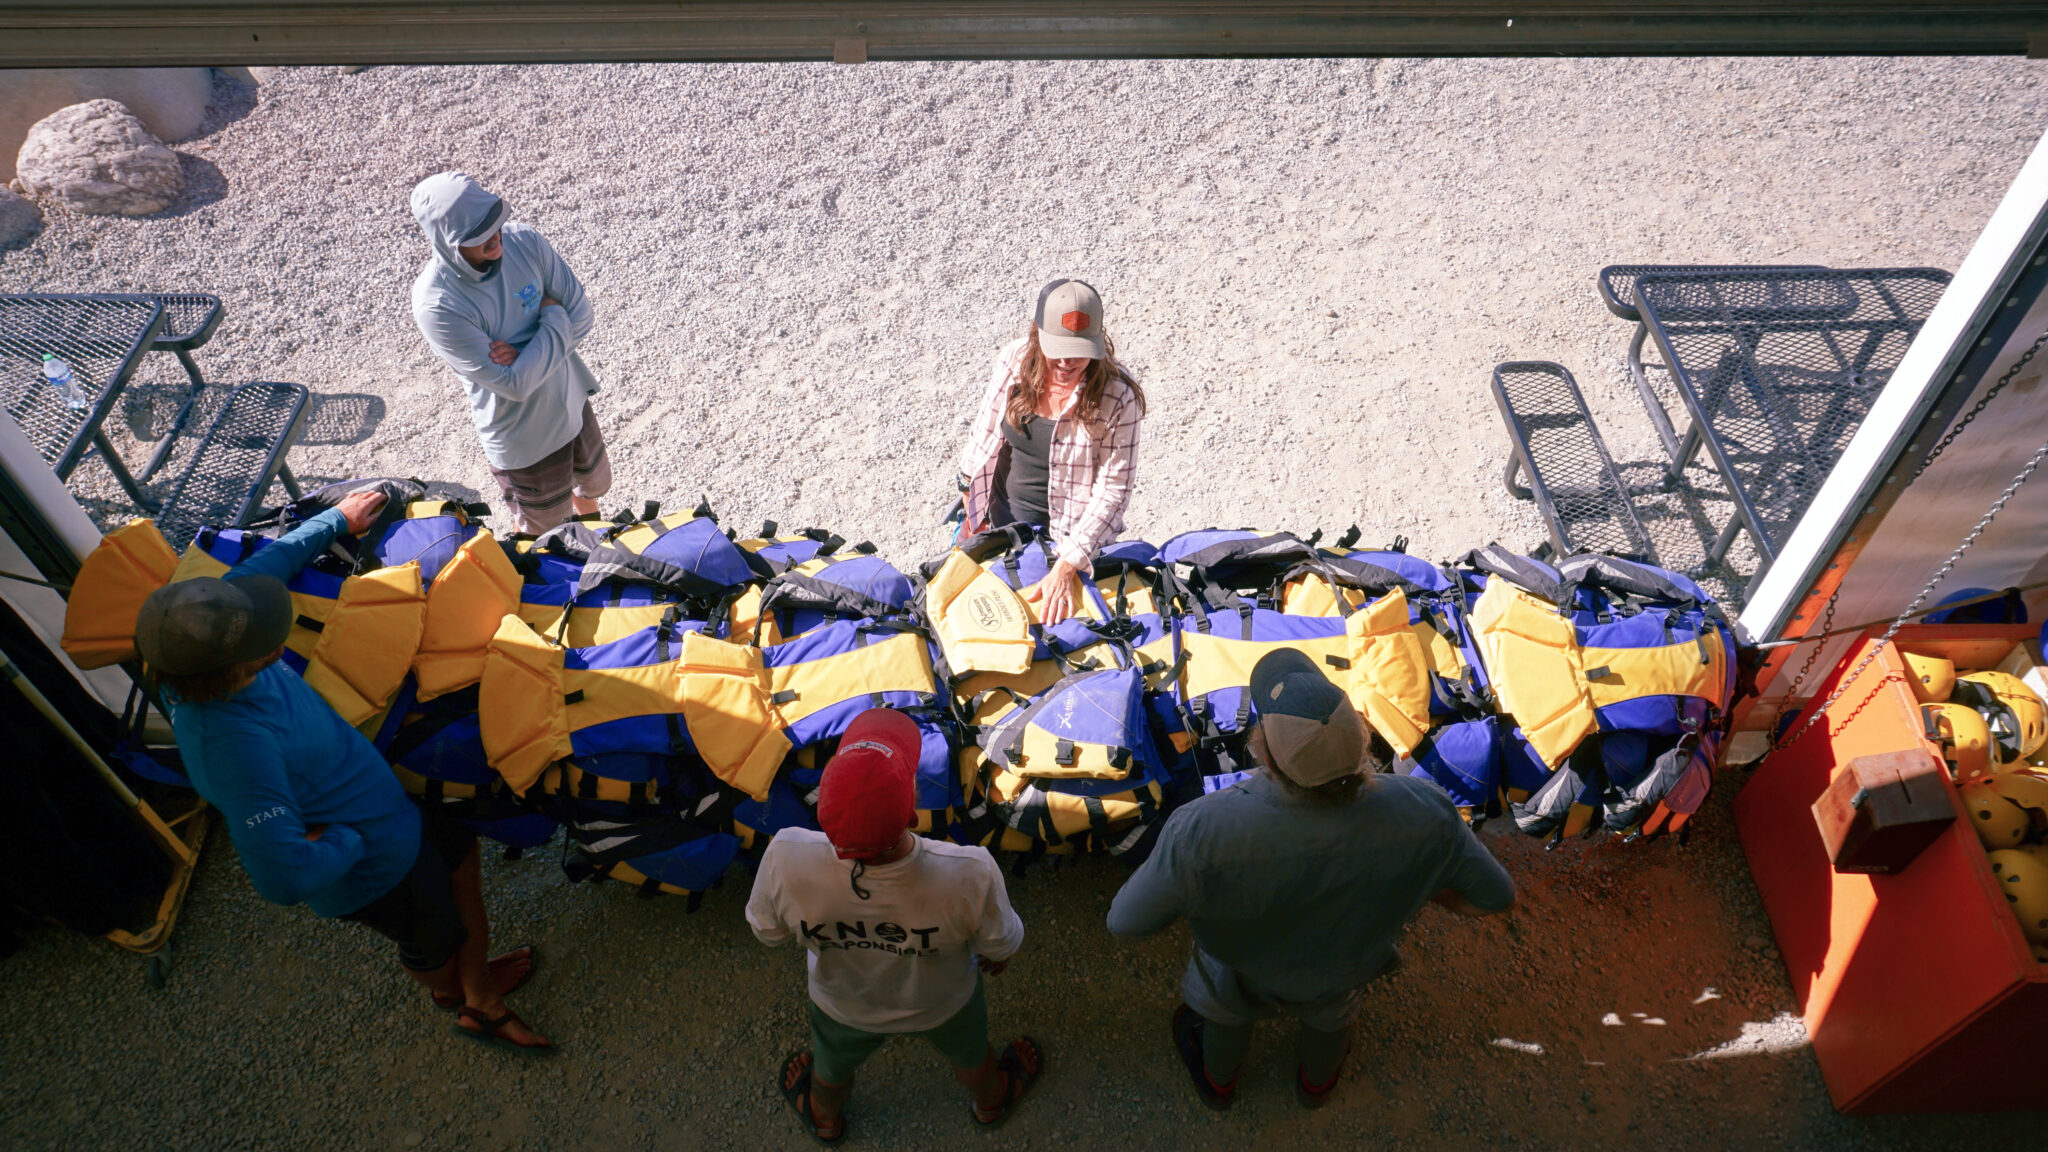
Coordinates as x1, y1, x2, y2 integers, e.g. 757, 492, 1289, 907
478, 613, 791, 803
371, 678, 560, 852
1275, 539, 1491, 720
739, 550, 916, 647
62, 518, 181, 669
762, 618, 943, 749
1462, 547, 1737, 839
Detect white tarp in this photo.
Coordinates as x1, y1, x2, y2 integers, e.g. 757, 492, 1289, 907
1743, 125, 2048, 712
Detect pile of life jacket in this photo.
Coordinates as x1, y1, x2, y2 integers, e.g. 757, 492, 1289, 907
62, 486, 1745, 905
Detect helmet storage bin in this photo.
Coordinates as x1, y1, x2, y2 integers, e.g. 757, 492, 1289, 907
1735, 623, 2047, 1113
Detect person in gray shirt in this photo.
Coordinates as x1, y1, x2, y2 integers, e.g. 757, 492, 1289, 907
1108, 649, 1515, 1110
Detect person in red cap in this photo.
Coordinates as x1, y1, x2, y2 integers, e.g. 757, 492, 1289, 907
746, 707, 1038, 1142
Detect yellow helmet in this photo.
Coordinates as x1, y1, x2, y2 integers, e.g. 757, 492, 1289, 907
1953, 671, 2048, 764
1901, 652, 1956, 704
1986, 849, 2048, 944
1923, 703, 1994, 783
1985, 771, 2048, 825
1960, 779, 2032, 850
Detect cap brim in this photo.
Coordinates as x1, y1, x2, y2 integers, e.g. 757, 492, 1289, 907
225, 575, 294, 663
835, 707, 923, 766
460, 197, 506, 245
1036, 325, 1105, 361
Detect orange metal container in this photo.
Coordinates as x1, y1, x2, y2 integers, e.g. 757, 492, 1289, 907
1734, 624, 2048, 1114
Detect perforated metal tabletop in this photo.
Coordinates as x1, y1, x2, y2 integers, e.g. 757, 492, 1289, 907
1636, 267, 1950, 570
0, 294, 165, 479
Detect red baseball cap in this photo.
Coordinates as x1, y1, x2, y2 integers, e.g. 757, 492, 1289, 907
817, 708, 921, 860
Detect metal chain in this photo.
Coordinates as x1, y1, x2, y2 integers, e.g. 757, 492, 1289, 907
1772, 585, 1840, 707
1773, 434, 2048, 753
1911, 329, 2048, 482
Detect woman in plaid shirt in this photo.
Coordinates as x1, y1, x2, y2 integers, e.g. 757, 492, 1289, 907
956, 278, 1147, 623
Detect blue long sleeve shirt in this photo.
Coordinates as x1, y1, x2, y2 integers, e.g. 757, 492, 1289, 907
166, 508, 421, 917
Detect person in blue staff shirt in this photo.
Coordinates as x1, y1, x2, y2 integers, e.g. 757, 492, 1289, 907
133, 490, 550, 1052
1108, 649, 1515, 1109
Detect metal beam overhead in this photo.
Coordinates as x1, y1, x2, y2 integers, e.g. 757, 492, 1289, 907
1, 3, 2045, 68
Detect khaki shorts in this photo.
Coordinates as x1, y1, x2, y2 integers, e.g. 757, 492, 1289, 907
488, 400, 612, 535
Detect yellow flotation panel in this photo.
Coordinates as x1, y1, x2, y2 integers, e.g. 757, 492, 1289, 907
414, 530, 521, 701
924, 550, 1035, 676
676, 629, 791, 802
478, 615, 574, 794
300, 562, 428, 728
1341, 589, 1434, 758
60, 519, 178, 669
1471, 579, 1597, 769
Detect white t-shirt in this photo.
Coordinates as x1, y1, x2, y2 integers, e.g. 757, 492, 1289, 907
745, 829, 1026, 1032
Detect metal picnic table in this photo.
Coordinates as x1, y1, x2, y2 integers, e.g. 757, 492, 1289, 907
0, 293, 167, 508
1633, 266, 1950, 571
3, 291, 307, 548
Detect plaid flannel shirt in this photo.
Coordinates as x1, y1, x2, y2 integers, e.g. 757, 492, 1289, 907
958, 337, 1143, 572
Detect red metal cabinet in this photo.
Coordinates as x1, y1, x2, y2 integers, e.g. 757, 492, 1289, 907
1734, 625, 2048, 1113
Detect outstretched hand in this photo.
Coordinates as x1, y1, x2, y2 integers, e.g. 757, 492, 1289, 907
336, 491, 389, 536
1026, 560, 1081, 625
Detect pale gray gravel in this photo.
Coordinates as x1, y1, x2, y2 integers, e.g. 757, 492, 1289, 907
3, 58, 2048, 1150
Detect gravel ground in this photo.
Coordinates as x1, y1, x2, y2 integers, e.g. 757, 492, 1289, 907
4, 57, 2048, 1149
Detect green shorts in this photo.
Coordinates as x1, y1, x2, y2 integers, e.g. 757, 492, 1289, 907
807, 975, 989, 1085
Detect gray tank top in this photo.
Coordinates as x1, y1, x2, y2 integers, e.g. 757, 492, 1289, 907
996, 416, 1055, 528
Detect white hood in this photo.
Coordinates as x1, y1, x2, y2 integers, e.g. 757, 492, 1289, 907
410, 171, 502, 284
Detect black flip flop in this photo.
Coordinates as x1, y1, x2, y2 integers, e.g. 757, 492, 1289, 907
1172, 1005, 1235, 1111
433, 945, 538, 1011
453, 1005, 555, 1055
778, 1050, 846, 1145
971, 1036, 1044, 1128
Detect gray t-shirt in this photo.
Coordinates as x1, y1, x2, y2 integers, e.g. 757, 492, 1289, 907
1107, 770, 1515, 1002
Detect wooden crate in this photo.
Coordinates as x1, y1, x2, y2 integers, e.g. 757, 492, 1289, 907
1733, 624, 2048, 1113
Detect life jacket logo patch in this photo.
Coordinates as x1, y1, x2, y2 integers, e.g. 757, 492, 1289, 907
1060, 310, 1091, 333
968, 591, 1014, 633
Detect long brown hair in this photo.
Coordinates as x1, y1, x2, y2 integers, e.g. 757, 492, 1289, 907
1006, 324, 1147, 434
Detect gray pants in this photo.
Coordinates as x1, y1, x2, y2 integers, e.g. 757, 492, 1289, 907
1184, 947, 1392, 1088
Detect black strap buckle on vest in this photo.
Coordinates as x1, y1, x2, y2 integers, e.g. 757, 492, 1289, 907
295, 615, 324, 632
1324, 654, 1351, 671
564, 689, 585, 705
1055, 739, 1077, 766
1583, 666, 1611, 683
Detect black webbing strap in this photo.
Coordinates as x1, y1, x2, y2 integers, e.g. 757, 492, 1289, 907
295, 615, 324, 632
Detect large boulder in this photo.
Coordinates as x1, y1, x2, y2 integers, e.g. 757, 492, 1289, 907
0, 67, 214, 183
15, 100, 184, 217
0, 185, 38, 248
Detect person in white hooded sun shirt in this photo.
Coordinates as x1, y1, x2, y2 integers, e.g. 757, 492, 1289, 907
410, 171, 612, 535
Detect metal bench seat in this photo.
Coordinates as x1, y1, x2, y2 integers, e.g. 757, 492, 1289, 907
143, 294, 223, 355
135, 293, 225, 483
1490, 361, 1653, 563
151, 382, 308, 552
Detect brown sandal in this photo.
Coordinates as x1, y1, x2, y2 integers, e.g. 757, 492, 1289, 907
454, 1005, 554, 1054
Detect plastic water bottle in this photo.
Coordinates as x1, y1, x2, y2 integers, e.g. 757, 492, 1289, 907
42, 353, 87, 413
